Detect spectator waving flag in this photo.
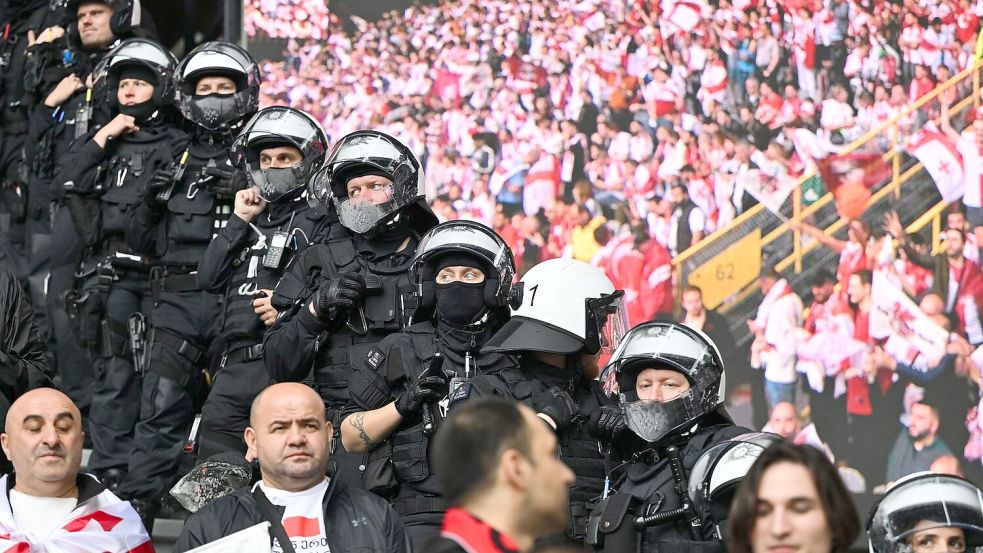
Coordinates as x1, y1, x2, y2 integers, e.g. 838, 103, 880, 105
0, 475, 153, 552
816, 152, 891, 218
660, 0, 706, 36
738, 167, 799, 214
907, 128, 965, 203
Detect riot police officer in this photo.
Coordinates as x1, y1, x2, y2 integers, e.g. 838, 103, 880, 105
452, 257, 629, 545
340, 220, 516, 548
21, 0, 153, 328
57, 37, 182, 500
0, 0, 68, 275
586, 321, 750, 552
24, 0, 153, 424
196, 105, 331, 459
111, 41, 265, 524
867, 473, 983, 553
263, 130, 438, 486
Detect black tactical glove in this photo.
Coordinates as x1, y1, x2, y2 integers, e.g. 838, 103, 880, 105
394, 374, 448, 419
588, 404, 628, 440
202, 163, 246, 199
532, 387, 579, 432
311, 273, 366, 322
142, 167, 178, 209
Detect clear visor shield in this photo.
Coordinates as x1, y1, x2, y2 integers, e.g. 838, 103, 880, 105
335, 183, 400, 234
622, 392, 702, 443
600, 322, 721, 396
414, 224, 510, 275
231, 107, 325, 168
327, 133, 420, 195
871, 476, 983, 552
101, 39, 175, 74
587, 291, 629, 355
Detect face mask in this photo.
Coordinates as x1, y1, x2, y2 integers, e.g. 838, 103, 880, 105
254, 166, 304, 203
189, 93, 240, 130
435, 281, 486, 326
119, 99, 157, 123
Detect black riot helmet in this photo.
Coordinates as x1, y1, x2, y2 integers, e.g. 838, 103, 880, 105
308, 130, 437, 237
688, 432, 783, 541
229, 106, 328, 203
92, 37, 176, 122
599, 321, 726, 444
867, 473, 983, 553
410, 221, 516, 325
174, 41, 260, 131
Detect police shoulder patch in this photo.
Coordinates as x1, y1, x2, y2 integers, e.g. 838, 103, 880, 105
366, 349, 385, 370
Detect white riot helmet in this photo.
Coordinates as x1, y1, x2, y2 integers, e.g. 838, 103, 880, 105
868, 473, 983, 553
688, 432, 783, 541
480, 258, 628, 355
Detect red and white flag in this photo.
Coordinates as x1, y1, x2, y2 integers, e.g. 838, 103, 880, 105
738, 167, 799, 214
0, 475, 152, 553
907, 128, 965, 203
660, 0, 705, 36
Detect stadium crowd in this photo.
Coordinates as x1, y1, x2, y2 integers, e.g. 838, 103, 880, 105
0, 0, 980, 549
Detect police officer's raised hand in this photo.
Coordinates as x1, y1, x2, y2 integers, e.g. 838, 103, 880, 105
234, 187, 266, 223
44, 74, 83, 108
309, 272, 366, 322
94, 114, 139, 148
394, 374, 448, 419
588, 404, 628, 440
533, 387, 580, 432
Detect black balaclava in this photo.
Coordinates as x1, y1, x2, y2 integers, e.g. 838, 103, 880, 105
117, 65, 159, 122
434, 253, 488, 326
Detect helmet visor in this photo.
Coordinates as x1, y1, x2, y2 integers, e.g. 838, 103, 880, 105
623, 391, 703, 443
415, 223, 511, 272
604, 322, 722, 387
586, 290, 629, 355
871, 476, 983, 550
334, 183, 398, 234
231, 107, 325, 167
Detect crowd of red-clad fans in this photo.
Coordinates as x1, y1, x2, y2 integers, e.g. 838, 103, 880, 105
246, 0, 983, 488
249, 0, 982, 325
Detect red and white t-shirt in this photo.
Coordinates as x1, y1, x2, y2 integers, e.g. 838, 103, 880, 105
258, 479, 332, 553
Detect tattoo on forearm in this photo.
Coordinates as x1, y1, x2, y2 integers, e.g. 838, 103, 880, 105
351, 412, 377, 449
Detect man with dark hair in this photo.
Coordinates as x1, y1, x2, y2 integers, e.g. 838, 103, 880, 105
427, 397, 575, 553
679, 285, 748, 396
884, 395, 952, 485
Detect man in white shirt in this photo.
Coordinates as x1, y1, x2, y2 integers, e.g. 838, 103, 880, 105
0, 388, 151, 549
176, 383, 408, 552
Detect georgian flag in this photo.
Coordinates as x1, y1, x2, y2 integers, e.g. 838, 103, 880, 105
660, 0, 705, 36
907, 128, 965, 203
0, 475, 152, 553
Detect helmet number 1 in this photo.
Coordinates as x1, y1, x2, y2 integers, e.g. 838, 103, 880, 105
528, 284, 539, 306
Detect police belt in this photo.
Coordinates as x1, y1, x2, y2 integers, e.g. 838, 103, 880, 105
150, 271, 200, 298
224, 343, 264, 365
393, 496, 446, 517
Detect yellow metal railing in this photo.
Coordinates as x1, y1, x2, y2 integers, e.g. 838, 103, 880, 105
672, 57, 983, 312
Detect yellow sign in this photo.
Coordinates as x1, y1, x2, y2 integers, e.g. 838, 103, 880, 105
687, 229, 762, 310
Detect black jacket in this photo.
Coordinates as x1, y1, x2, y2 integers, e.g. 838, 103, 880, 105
173, 475, 410, 553
0, 267, 52, 426
592, 413, 750, 552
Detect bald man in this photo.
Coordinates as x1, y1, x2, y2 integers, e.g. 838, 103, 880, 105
175, 383, 409, 552
0, 389, 150, 548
